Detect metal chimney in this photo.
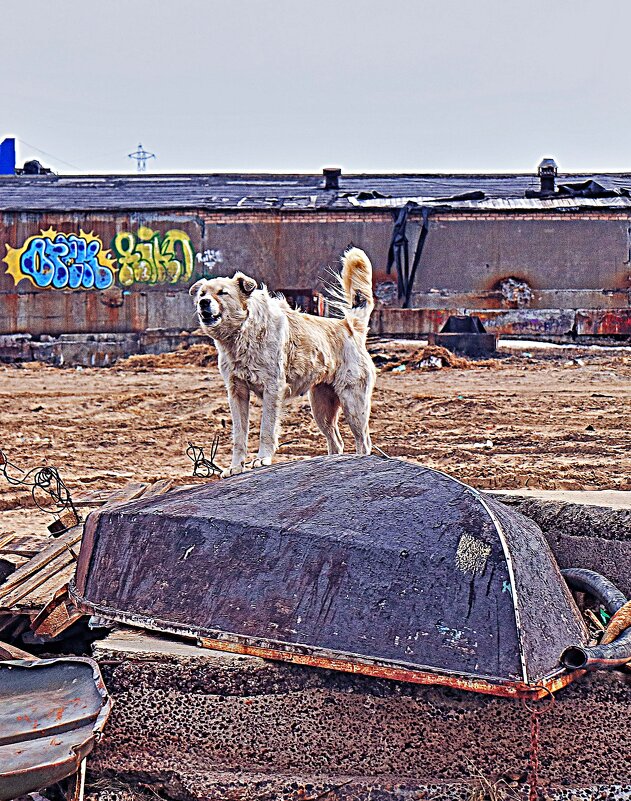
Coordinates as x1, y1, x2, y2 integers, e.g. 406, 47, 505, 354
538, 157, 558, 195
323, 166, 341, 191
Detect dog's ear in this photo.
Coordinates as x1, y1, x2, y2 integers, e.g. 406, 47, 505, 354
189, 279, 205, 297
234, 272, 257, 295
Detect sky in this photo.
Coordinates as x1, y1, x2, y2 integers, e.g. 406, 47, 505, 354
2, 0, 630, 175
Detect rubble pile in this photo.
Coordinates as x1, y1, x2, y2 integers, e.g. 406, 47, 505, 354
369, 340, 493, 372
116, 342, 218, 371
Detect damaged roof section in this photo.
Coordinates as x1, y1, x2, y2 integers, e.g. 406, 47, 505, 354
2, 171, 631, 212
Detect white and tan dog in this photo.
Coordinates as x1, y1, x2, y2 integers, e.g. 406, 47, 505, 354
190, 247, 376, 475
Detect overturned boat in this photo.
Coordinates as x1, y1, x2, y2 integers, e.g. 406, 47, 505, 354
71, 455, 591, 698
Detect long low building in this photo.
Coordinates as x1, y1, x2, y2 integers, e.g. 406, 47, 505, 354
1, 161, 630, 343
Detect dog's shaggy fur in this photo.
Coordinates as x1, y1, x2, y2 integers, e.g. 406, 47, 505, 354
190, 247, 376, 475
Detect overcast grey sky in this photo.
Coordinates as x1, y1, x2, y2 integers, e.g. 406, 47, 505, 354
2, 0, 629, 175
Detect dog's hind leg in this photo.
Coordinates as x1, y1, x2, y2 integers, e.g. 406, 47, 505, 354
309, 383, 344, 455
224, 377, 250, 476
338, 378, 373, 456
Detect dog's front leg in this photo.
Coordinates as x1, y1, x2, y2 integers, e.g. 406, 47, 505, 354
224, 378, 250, 476
252, 383, 284, 468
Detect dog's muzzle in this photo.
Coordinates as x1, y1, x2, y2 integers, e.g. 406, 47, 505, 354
200, 311, 221, 326
198, 298, 221, 326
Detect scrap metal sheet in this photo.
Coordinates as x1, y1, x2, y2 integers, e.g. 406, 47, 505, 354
0, 657, 111, 801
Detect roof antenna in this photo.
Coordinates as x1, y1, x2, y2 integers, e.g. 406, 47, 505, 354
128, 143, 156, 173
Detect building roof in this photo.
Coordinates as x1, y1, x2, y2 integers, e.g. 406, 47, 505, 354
1, 171, 631, 212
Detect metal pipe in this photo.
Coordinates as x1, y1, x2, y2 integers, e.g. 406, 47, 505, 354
561, 568, 628, 616
561, 627, 631, 671
561, 568, 631, 671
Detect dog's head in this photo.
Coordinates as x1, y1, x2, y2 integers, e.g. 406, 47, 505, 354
189, 272, 257, 337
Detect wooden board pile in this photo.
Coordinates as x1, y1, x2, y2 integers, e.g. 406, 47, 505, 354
0, 479, 175, 645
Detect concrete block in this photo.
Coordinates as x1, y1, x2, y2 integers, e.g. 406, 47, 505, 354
89, 628, 631, 800
494, 492, 631, 597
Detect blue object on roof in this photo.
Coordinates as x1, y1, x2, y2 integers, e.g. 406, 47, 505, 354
0, 139, 15, 176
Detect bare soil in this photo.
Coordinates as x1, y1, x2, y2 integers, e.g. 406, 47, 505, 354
1, 340, 630, 537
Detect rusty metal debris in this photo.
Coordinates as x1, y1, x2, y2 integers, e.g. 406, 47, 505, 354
428, 315, 497, 356
71, 455, 589, 698
0, 656, 111, 801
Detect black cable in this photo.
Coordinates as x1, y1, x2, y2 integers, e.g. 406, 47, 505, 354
186, 434, 222, 478
0, 448, 80, 525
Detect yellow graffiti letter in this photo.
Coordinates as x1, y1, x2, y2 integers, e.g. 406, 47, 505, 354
114, 232, 140, 286
162, 230, 194, 283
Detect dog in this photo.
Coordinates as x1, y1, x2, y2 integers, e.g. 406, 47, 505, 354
189, 247, 376, 476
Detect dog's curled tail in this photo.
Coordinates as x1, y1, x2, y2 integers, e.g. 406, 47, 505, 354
340, 247, 374, 335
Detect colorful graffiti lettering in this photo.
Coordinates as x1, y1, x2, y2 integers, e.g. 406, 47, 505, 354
112, 226, 194, 286
3, 228, 116, 290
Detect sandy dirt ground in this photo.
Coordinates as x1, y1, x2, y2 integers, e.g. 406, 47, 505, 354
1, 340, 630, 537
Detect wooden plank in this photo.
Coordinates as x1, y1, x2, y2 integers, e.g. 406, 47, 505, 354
0, 534, 16, 550
0, 551, 76, 609
138, 479, 174, 499
0, 639, 34, 659
0, 532, 51, 557
0, 527, 81, 598
31, 585, 83, 637
93, 626, 217, 661
0, 554, 29, 576
0, 614, 18, 633
22, 562, 77, 611
75, 481, 148, 508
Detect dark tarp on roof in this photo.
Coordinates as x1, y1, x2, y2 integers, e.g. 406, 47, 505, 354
526, 179, 631, 200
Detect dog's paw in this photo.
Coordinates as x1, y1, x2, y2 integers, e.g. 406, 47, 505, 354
221, 464, 247, 478
251, 457, 272, 469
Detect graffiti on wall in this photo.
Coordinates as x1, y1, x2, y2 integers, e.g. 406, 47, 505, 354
3, 228, 116, 290
196, 248, 223, 274
3, 226, 211, 291
112, 226, 194, 286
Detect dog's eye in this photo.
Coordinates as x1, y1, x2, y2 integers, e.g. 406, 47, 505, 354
216, 290, 227, 296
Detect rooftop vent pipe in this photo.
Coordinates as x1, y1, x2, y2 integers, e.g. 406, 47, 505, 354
323, 166, 341, 191
538, 157, 558, 195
